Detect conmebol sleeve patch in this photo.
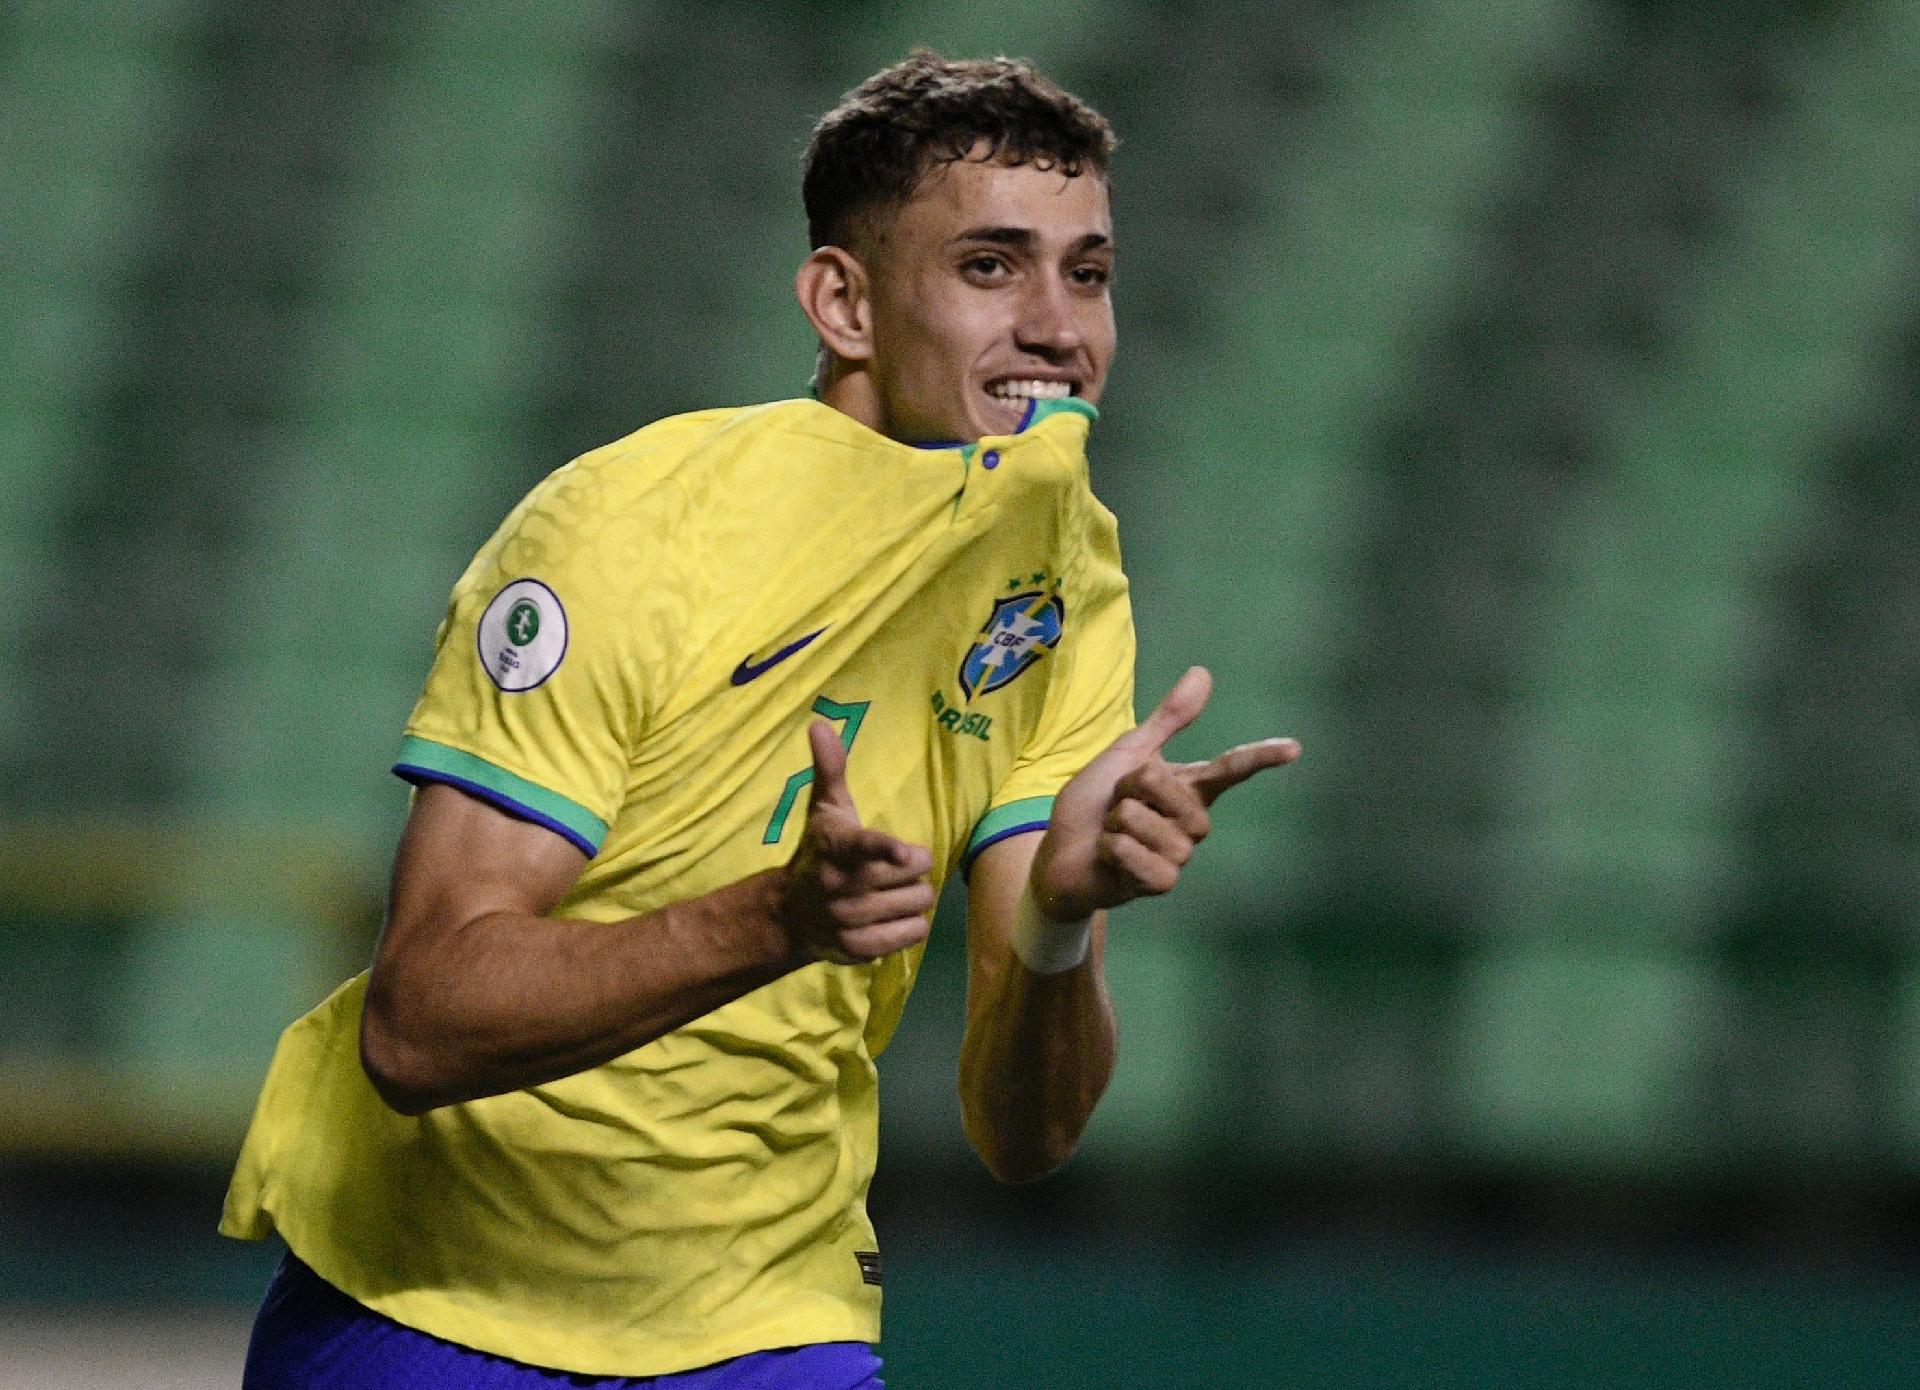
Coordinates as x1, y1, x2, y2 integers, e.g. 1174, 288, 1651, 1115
477, 579, 569, 692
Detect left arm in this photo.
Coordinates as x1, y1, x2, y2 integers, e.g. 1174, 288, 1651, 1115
959, 831, 1115, 1184
958, 665, 1300, 1183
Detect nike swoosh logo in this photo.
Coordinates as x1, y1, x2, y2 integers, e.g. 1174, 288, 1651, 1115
730, 627, 828, 685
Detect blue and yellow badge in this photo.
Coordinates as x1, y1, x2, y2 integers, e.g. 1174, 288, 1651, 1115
959, 585, 1065, 697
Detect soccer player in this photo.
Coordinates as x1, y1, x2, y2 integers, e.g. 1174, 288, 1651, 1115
223, 50, 1298, 1389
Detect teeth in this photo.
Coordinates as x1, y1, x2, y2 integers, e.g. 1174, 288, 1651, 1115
986, 379, 1072, 401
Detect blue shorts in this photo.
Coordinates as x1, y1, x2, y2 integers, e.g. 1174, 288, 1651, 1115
243, 1251, 885, 1390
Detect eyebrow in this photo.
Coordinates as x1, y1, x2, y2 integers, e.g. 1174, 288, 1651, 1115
951, 226, 1115, 255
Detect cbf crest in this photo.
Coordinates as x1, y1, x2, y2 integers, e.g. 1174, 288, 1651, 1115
959, 584, 1065, 697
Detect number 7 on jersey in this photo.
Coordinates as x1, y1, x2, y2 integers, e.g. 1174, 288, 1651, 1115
762, 696, 870, 844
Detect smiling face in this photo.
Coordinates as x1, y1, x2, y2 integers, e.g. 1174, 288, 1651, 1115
810, 152, 1117, 445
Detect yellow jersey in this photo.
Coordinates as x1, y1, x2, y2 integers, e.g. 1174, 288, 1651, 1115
220, 395, 1135, 1377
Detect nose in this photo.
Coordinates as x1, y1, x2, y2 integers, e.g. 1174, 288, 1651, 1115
1013, 273, 1085, 360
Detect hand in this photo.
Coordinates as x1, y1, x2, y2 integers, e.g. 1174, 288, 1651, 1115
1031, 667, 1300, 922
779, 719, 936, 965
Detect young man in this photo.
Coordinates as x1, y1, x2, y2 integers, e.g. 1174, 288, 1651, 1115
223, 51, 1298, 1389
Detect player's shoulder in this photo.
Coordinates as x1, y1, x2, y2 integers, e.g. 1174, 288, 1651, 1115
557, 400, 786, 485
477, 400, 850, 590
498, 400, 805, 530
542, 400, 874, 512
578, 397, 864, 472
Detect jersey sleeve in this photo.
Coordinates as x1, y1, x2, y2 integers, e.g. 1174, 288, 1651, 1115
961, 499, 1136, 873
393, 466, 656, 857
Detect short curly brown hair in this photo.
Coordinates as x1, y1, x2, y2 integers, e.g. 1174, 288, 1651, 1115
803, 49, 1116, 251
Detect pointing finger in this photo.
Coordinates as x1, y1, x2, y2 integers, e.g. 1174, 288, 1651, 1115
807, 720, 858, 818
1121, 666, 1213, 756
1183, 737, 1301, 806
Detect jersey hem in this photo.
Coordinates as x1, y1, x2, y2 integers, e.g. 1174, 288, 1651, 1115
393, 736, 607, 855
282, 1226, 880, 1380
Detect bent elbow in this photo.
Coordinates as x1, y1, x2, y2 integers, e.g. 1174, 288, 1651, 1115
358, 998, 448, 1116
961, 1104, 1078, 1185
980, 1146, 1068, 1186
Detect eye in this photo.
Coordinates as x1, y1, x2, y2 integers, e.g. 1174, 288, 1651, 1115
960, 253, 1011, 281
1070, 263, 1112, 289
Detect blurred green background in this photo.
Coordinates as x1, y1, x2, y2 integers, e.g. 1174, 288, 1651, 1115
4, 0, 1919, 1383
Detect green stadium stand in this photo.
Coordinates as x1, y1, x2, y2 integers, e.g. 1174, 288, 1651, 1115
1233, 932, 1464, 1162
1895, 971, 1920, 1160
834, 0, 1101, 78
0, 11, 228, 1153
185, 2, 614, 830
1449, 940, 1709, 1172
1464, 0, 1920, 1168
90, 4, 624, 1145
1083, 930, 1231, 1164
8, 0, 1917, 1181
1088, 1, 1604, 1165
0, 3, 203, 770
5, 0, 207, 43
1497, 0, 1920, 948
1117, 0, 1600, 940
0, 821, 367, 1157
925, 0, 1598, 1161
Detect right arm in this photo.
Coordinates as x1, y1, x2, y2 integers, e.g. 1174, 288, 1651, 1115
361, 721, 934, 1114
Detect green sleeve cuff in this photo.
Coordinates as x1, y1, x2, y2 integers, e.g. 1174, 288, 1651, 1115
393, 736, 609, 857
962, 796, 1055, 877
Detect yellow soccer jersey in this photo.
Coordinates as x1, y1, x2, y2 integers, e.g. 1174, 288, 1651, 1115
220, 395, 1135, 1377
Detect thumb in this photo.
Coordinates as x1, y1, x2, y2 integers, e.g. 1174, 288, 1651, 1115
807, 719, 858, 818
1124, 665, 1213, 755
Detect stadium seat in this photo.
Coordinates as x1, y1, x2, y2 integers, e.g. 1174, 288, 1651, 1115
1450, 941, 1707, 1168
1084, 931, 1225, 1162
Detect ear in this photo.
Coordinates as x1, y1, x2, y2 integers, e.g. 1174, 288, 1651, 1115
795, 247, 873, 365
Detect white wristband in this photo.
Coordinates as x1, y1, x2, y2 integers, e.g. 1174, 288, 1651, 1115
1010, 887, 1093, 975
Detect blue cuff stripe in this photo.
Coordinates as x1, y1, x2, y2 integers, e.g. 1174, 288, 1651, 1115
960, 820, 1049, 879
396, 765, 598, 858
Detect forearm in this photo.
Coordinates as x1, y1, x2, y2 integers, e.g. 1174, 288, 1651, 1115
362, 868, 805, 1113
958, 937, 1117, 1182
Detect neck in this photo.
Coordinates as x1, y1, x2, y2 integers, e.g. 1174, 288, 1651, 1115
816, 359, 888, 437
